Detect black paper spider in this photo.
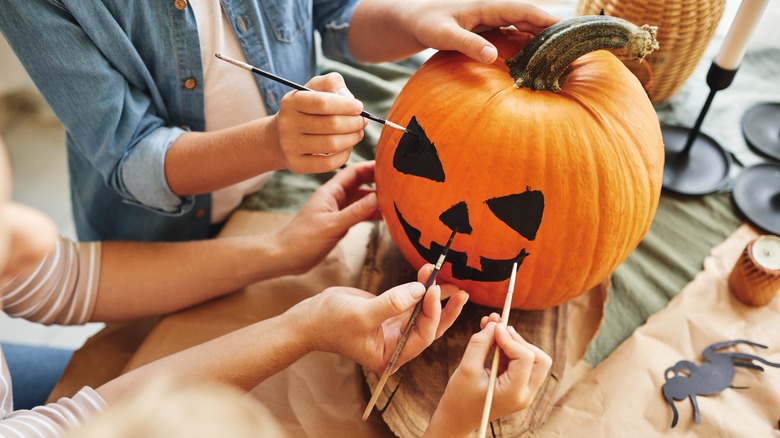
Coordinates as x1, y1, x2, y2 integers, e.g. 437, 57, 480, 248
662, 340, 780, 428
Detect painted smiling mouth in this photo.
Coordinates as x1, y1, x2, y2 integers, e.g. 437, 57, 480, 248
394, 204, 528, 282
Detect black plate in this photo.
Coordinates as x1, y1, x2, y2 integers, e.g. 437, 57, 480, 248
662, 125, 732, 195
742, 102, 780, 162
733, 163, 780, 235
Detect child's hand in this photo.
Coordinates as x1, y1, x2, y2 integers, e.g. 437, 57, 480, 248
271, 72, 368, 174
424, 318, 552, 437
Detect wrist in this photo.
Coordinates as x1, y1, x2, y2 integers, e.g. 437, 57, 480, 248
424, 390, 476, 437
225, 233, 296, 283
284, 296, 319, 354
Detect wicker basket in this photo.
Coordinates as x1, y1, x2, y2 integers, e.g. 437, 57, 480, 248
577, 0, 725, 103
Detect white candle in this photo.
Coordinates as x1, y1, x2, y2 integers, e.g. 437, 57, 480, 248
715, 0, 769, 70
751, 235, 780, 271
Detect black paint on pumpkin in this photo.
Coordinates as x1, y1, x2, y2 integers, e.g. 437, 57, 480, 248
394, 203, 529, 282
485, 189, 544, 240
392, 116, 445, 182
439, 201, 473, 234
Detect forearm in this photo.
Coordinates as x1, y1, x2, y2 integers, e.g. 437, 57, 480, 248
348, 0, 425, 62
96, 312, 308, 403
424, 393, 476, 438
92, 234, 291, 321
165, 117, 284, 196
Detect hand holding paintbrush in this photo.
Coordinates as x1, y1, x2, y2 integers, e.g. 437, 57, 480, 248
214, 53, 414, 174
421, 269, 553, 437
216, 54, 415, 135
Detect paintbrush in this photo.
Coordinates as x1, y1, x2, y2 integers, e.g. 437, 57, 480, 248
477, 261, 519, 437
362, 227, 458, 420
215, 53, 414, 136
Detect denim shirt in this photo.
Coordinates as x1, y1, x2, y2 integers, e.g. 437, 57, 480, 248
0, 0, 358, 241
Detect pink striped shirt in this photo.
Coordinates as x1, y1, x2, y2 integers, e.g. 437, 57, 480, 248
1, 236, 107, 437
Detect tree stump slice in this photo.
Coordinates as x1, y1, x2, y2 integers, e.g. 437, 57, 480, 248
360, 222, 568, 437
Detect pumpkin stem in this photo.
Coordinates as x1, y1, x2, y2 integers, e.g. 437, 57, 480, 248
506, 16, 659, 92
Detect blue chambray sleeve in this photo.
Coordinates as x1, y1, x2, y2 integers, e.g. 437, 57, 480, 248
0, 0, 193, 215
118, 127, 192, 214
313, 0, 361, 62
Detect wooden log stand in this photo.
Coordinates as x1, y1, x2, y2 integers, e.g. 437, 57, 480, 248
359, 222, 568, 437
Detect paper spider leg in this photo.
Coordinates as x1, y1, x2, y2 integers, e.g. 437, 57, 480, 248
728, 352, 780, 369
690, 393, 701, 425
664, 391, 680, 428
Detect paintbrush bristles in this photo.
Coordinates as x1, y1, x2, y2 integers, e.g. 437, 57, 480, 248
215, 53, 252, 71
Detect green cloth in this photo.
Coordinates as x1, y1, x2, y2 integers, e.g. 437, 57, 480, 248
584, 192, 742, 365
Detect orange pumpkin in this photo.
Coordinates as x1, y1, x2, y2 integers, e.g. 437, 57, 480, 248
375, 17, 664, 309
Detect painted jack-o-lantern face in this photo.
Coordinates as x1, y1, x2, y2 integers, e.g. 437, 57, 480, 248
375, 27, 663, 310
393, 116, 544, 284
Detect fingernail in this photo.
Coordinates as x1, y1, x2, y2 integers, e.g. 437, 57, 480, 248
364, 192, 378, 208
337, 87, 354, 98
479, 45, 497, 63
509, 326, 518, 335
355, 100, 364, 114
410, 283, 426, 298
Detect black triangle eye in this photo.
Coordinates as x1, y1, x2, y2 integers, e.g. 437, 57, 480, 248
485, 189, 544, 240
392, 116, 445, 182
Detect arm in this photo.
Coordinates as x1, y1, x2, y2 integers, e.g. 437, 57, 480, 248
424, 318, 552, 437
96, 264, 469, 403
0, 3, 367, 215
348, 0, 560, 63
93, 161, 379, 321
165, 73, 368, 194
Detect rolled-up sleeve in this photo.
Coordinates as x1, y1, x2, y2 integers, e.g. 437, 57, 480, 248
118, 126, 194, 214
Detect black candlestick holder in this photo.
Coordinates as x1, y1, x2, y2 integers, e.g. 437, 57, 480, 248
732, 162, 780, 235
662, 62, 738, 195
742, 102, 780, 161
734, 101, 780, 235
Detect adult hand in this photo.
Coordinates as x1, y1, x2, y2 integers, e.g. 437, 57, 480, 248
273, 160, 379, 275
271, 72, 368, 173
403, 0, 559, 63
425, 316, 552, 436
292, 264, 469, 374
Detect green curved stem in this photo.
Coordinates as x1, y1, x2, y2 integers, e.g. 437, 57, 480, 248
506, 15, 659, 92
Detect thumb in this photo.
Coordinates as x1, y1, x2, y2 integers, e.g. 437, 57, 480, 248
439, 25, 498, 64
459, 322, 497, 372
369, 281, 425, 323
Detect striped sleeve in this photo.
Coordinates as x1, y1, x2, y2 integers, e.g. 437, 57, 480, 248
0, 380, 107, 438
1, 236, 101, 325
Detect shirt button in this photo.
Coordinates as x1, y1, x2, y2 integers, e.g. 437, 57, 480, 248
174, 0, 187, 10
195, 209, 206, 219
184, 78, 197, 90
236, 16, 248, 33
